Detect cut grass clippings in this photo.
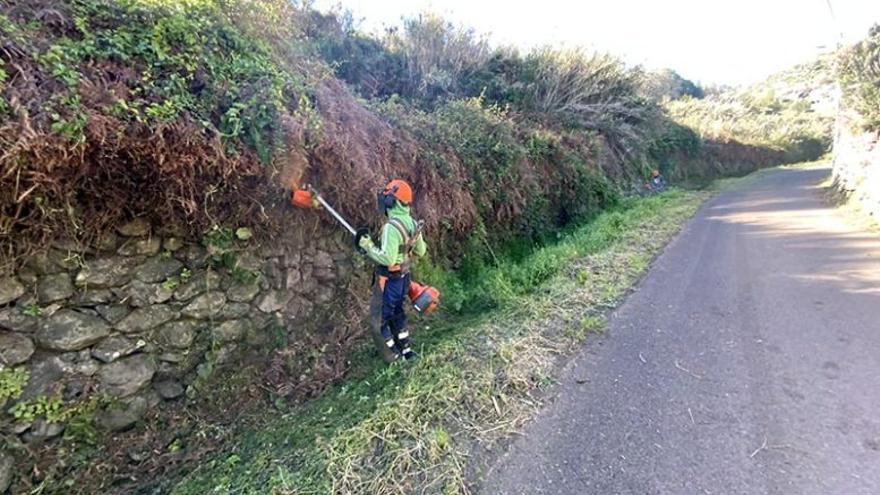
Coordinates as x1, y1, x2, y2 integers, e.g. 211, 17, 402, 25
166, 189, 707, 495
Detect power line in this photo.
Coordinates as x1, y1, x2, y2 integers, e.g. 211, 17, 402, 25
824, 0, 844, 47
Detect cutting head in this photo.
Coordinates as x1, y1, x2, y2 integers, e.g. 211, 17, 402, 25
291, 188, 316, 209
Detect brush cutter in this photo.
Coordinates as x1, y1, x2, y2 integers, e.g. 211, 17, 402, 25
290, 185, 440, 315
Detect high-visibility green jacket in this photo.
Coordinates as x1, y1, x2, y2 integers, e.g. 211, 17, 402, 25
365, 203, 427, 267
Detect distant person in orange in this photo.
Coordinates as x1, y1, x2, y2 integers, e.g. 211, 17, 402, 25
649, 169, 666, 191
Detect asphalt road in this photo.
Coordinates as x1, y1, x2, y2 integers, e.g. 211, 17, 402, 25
483, 166, 880, 495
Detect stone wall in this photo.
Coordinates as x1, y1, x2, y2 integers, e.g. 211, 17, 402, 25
0, 218, 355, 442
832, 114, 880, 221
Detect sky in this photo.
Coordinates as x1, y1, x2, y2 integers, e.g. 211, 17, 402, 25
312, 0, 880, 86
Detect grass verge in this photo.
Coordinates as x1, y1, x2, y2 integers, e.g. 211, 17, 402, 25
819, 175, 880, 233
164, 189, 707, 495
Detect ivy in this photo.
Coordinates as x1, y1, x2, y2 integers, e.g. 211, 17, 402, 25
8, 395, 65, 423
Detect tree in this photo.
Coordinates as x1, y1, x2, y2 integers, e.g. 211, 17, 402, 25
640, 68, 704, 102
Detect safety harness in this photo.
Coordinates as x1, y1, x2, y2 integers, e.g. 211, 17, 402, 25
373, 218, 419, 291
385, 217, 419, 275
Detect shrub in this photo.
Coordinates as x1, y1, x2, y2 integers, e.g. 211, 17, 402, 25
386, 13, 491, 105
837, 26, 880, 131
639, 68, 705, 102
304, 9, 406, 99
641, 69, 705, 103
519, 47, 660, 161
665, 60, 834, 161
646, 120, 702, 176
0, 0, 320, 262
460, 47, 531, 107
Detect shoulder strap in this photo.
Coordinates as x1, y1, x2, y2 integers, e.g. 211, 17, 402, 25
387, 218, 417, 252
388, 218, 416, 238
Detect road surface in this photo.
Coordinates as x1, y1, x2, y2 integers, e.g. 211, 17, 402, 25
483, 166, 880, 494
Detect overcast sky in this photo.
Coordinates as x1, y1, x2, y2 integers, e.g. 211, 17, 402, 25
312, 0, 880, 86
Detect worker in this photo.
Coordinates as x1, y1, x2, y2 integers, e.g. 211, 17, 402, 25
650, 169, 666, 191
357, 179, 427, 361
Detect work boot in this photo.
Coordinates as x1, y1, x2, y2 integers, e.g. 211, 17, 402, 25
402, 348, 417, 361
380, 326, 396, 353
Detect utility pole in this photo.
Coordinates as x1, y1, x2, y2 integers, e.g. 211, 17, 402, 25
824, 0, 844, 47
823, 0, 845, 183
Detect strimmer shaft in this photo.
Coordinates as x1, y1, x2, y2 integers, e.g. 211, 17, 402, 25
312, 191, 357, 236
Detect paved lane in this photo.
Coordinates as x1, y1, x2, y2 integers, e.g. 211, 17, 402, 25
484, 167, 880, 495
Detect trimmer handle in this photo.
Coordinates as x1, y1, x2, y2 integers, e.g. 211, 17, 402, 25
354, 227, 371, 254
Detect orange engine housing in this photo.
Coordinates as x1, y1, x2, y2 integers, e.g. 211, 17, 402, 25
408, 281, 440, 315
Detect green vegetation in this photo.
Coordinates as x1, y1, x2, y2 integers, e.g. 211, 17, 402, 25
827, 26, 880, 226
1, 367, 98, 429
639, 68, 705, 102
375, 95, 617, 245
8, 395, 65, 424
202, 224, 256, 279
161, 189, 705, 495
417, 189, 681, 314
0, 366, 28, 403
315, 14, 661, 168
21, 304, 42, 318
837, 25, 880, 131
665, 58, 834, 163
0, 0, 320, 260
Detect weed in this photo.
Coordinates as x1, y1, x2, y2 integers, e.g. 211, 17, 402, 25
0, 366, 28, 402
21, 304, 41, 317
62, 397, 101, 446
231, 267, 260, 285
161, 267, 192, 291
202, 225, 261, 284
160, 278, 179, 291
1, 0, 322, 264
234, 227, 253, 241
536, 375, 557, 390
9, 395, 65, 423
186, 348, 219, 400
168, 438, 184, 454
563, 315, 606, 342
203, 225, 235, 252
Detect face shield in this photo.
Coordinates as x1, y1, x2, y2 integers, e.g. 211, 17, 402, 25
377, 184, 400, 214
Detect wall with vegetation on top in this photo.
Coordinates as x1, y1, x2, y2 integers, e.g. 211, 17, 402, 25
832, 27, 880, 221
832, 115, 880, 220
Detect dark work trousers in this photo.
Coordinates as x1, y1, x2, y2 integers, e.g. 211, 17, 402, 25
381, 273, 412, 357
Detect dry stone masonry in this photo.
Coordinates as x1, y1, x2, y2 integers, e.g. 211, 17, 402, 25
0, 219, 355, 440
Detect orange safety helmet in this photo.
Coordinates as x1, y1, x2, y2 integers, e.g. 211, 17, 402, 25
385, 179, 413, 204
378, 179, 413, 213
